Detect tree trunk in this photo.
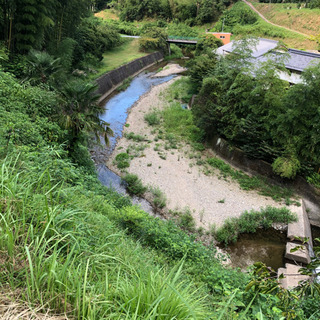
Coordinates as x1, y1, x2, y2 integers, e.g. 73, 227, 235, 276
57, 7, 65, 46
8, 15, 13, 51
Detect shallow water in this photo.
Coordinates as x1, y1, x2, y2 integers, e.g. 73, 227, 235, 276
96, 69, 176, 215
99, 71, 175, 155
222, 228, 287, 271
95, 65, 289, 270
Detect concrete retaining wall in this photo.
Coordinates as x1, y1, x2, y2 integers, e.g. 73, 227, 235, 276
96, 51, 164, 102
209, 136, 320, 226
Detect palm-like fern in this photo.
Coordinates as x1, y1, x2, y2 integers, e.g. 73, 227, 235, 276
59, 80, 113, 146
25, 49, 61, 84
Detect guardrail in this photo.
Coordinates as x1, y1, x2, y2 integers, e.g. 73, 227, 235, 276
168, 36, 200, 41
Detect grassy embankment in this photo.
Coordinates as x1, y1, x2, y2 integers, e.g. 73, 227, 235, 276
244, 0, 319, 49
0, 69, 250, 318
90, 38, 148, 79
248, 0, 320, 36
213, 1, 316, 50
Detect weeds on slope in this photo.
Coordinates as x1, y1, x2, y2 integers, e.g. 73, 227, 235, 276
0, 156, 214, 319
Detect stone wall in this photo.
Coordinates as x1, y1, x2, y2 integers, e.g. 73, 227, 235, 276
96, 51, 163, 102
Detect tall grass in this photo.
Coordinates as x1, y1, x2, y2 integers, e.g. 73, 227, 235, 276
214, 206, 297, 245
0, 157, 214, 318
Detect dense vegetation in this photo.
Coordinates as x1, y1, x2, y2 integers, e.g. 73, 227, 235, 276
190, 39, 320, 181
113, 0, 238, 25
259, 0, 320, 8
1, 0, 320, 318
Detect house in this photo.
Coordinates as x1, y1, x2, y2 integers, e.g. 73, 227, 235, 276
207, 32, 232, 45
216, 38, 320, 84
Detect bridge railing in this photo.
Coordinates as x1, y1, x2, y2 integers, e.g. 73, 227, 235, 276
167, 36, 200, 41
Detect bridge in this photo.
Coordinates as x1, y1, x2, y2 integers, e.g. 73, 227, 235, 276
166, 37, 198, 55
121, 35, 199, 55
167, 37, 198, 45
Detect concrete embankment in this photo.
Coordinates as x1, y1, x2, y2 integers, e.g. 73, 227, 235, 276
204, 136, 318, 288
278, 200, 313, 289
96, 51, 163, 102
209, 135, 320, 228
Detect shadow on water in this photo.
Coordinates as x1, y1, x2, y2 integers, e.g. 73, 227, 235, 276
96, 67, 177, 217
221, 228, 287, 271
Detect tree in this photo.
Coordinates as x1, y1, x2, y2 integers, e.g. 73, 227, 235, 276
0, 0, 55, 53
195, 34, 223, 55
25, 49, 61, 85
139, 27, 168, 52
275, 64, 320, 173
59, 81, 113, 148
49, 0, 91, 47
196, 0, 219, 24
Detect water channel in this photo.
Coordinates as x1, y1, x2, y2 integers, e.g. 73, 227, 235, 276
96, 67, 176, 215
96, 62, 290, 271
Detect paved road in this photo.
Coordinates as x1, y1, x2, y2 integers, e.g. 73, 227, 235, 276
242, 0, 309, 37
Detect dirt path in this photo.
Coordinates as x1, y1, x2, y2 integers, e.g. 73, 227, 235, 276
107, 63, 283, 229
242, 0, 309, 37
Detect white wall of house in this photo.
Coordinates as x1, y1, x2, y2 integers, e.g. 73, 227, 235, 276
277, 70, 303, 84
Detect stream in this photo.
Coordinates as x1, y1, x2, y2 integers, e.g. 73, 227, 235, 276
95, 63, 289, 271
96, 67, 176, 216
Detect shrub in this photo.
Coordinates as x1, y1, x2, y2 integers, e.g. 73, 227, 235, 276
167, 44, 183, 59
124, 132, 145, 141
139, 27, 168, 52
195, 35, 223, 56
272, 156, 301, 179
149, 185, 166, 209
115, 152, 130, 169
122, 173, 147, 195
307, 172, 320, 189
179, 212, 196, 232
213, 2, 258, 33
214, 206, 297, 245
144, 110, 160, 126
167, 23, 199, 38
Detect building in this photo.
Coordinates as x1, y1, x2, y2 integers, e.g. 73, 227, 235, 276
216, 38, 320, 84
207, 32, 232, 45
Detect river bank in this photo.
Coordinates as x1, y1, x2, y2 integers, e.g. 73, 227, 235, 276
106, 63, 283, 229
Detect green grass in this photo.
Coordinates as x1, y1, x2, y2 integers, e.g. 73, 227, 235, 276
116, 76, 133, 92
232, 18, 315, 50
214, 206, 297, 245
122, 173, 147, 195
249, 0, 320, 36
207, 157, 294, 201
166, 76, 194, 104
0, 156, 219, 318
92, 38, 148, 79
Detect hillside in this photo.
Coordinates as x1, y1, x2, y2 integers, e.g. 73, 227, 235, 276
248, 0, 320, 37
212, 1, 317, 50
1, 0, 320, 318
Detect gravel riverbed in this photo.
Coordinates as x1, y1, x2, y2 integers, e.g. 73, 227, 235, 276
107, 63, 282, 229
